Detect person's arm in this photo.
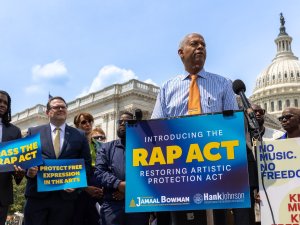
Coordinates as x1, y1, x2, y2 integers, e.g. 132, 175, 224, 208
223, 79, 238, 111
94, 142, 122, 190
80, 132, 92, 184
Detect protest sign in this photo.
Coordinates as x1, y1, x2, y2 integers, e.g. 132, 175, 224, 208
0, 133, 42, 172
257, 138, 300, 225
37, 158, 87, 192
125, 111, 250, 212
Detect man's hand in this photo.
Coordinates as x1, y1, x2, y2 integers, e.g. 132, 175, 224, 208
85, 186, 104, 198
255, 192, 260, 203
117, 181, 125, 193
27, 166, 38, 178
112, 191, 125, 201
14, 165, 25, 179
64, 188, 75, 193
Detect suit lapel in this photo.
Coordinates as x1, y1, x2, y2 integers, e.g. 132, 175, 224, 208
2, 125, 7, 142
61, 125, 70, 157
45, 124, 56, 158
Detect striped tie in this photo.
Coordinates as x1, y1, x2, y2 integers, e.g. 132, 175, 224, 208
53, 127, 61, 158
188, 74, 202, 115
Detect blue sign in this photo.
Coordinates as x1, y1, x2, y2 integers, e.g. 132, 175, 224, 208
0, 133, 43, 172
37, 159, 87, 192
125, 111, 250, 212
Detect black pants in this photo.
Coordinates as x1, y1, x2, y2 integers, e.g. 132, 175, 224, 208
24, 193, 75, 225
157, 209, 226, 225
0, 205, 8, 225
232, 188, 256, 225
73, 191, 100, 225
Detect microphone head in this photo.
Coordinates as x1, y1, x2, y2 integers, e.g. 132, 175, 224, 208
232, 79, 246, 94
134, 108, 143, 120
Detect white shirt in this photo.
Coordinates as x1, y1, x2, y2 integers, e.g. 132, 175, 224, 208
50, 123, 66, 153
263, 127, 285, 140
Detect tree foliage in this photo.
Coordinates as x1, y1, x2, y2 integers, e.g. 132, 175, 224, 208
9, 178, 26, 214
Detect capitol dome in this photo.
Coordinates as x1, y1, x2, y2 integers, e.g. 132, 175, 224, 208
250, 13, 300, 118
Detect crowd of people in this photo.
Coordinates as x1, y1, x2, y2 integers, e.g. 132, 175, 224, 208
0, 32, 299, 225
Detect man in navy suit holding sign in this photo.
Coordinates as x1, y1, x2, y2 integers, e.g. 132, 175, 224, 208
24, 96, 91, 225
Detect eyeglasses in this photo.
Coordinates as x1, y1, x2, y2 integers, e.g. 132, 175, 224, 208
278, 114, 294, 122
93, 135, 106, 141
50, 105, 67, 111
117, 119, 133, 125
253, 109, 265, 115
80, 120, 93, 125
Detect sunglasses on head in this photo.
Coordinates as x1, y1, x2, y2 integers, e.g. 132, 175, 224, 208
80, 120, 93, 125
278, 114, 294, 122
93, 135, 106, 141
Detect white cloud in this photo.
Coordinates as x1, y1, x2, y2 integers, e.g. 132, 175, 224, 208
31, 60, 68, 82
25, 60, 69, 96
79, 65, 138, 96
144, 78, 158, 86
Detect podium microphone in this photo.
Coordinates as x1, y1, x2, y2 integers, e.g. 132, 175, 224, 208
232, 79, 259, 130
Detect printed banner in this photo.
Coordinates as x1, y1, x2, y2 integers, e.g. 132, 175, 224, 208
257, 138, 300, 225
37, 159, 87, 192
125, 111, 250, 212
0, 133, 43, 172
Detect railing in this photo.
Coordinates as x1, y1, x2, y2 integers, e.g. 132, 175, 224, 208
12, 79, 159, 122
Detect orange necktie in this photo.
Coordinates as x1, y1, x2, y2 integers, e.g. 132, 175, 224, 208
188, 74, 202, 115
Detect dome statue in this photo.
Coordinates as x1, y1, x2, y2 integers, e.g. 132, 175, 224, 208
250, 13, 300, 129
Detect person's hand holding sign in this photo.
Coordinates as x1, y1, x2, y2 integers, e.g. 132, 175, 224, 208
117, 181, 125, 193
112, 191, 124, 201
14, 165, 25, 179
85, 186, 103, 199
27, 166, 38, 178
64, 188, 75, 193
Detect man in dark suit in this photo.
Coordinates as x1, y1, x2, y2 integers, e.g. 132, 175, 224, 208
0, 90, 23, 225
24, 96, 91, 225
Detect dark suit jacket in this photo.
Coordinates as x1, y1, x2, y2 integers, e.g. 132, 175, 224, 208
25, 123, 91, 200
0, 123, 22, 206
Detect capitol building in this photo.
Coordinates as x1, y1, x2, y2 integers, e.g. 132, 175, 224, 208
12, 14, 299, 138
12, 80, 159, 141
250, 13, 300, 124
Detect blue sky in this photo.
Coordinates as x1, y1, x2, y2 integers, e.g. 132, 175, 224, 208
1, 0, 300, 114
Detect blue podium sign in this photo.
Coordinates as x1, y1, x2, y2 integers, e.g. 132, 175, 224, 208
125, 111, 250, 212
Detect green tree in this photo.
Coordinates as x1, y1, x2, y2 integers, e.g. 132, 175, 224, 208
9, 178, 26, 214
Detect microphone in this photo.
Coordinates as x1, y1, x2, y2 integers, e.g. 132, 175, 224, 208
134, 108, 143, 120
232, 79, 259, 130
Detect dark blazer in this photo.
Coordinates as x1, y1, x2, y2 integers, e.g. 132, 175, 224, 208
0, 123, 22, 206
25, 123, 91, 200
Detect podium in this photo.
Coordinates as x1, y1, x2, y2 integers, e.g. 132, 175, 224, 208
171, 210, 209, 225
125, 111, 250, 224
